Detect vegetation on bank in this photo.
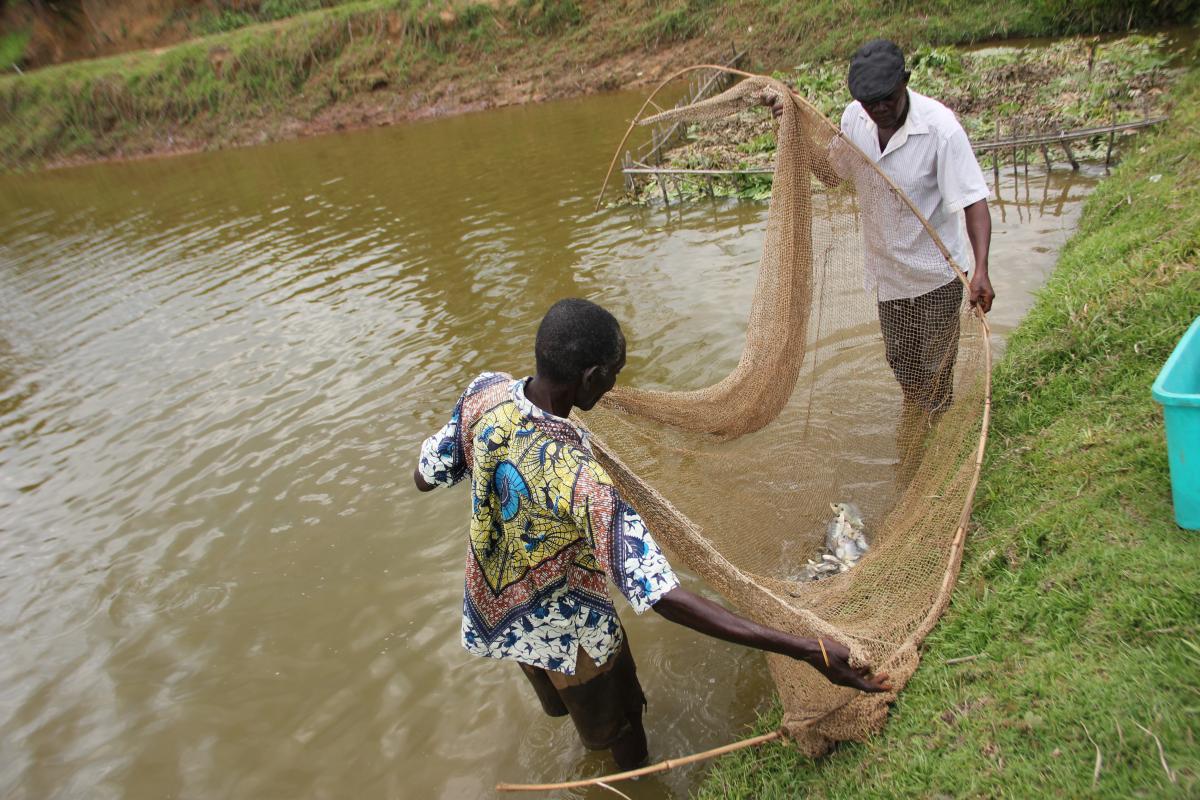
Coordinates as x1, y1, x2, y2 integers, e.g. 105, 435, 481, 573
697, 65, 1200, 800
628, 34, 1181, 204
2, 0, 1199, 171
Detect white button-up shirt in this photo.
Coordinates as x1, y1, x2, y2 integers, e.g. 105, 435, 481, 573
839, 89, 989, 301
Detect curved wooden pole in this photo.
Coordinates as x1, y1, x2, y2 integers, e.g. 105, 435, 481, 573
495, 729, 784, 793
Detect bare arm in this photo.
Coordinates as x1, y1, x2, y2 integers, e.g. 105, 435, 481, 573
652, 586, 891, 692
964, 198, 993, 312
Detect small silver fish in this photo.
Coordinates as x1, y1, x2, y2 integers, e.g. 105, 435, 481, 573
829, 502, 864, 530
796, 502, 871, 583
824, 502, 870, 571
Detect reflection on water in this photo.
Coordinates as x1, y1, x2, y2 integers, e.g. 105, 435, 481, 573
985, 161, 1100, 339
0, 88, 1094, 799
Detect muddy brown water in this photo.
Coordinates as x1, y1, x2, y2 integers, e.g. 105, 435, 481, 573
0, 88, 1097, 799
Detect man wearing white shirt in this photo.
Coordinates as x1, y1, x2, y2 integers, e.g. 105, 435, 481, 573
841, 39, 993, 413
767, 39, 994, 412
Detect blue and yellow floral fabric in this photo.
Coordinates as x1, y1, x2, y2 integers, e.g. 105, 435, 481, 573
418, 372, 679, 674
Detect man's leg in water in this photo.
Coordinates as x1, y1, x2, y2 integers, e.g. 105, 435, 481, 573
879, 279, 963, 413
523, 636, 649, 770
609, 711, 649, 770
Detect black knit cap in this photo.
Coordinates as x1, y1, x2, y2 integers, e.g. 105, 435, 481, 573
848, 39, 909, 104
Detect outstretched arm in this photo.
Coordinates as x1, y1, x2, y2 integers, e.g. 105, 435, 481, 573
652, 586, 891, 692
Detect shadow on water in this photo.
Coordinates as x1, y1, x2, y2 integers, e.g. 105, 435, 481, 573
0, 79, 1097, 798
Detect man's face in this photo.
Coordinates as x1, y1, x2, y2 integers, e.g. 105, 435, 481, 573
861, 81, 908, 130
576, 340, 625, 411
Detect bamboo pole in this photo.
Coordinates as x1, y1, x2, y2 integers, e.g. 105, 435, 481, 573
1023, 149, 1031, 205
496, 730, 785, 792
971, 116, 1165, 152
624, 166, 775, 175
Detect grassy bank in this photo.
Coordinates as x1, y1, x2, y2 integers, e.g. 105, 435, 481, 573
1, 0, 1198, 171
697, 66, 1200, 799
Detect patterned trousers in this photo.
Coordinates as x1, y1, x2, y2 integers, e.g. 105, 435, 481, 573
877, 278, 964, 413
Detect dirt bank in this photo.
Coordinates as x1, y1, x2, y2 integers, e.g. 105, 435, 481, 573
41, 36, 710, 172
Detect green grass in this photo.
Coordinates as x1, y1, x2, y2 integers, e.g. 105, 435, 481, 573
723, 0, 1197, 64
194, 0, 346, 35
0, 28, 29, 72
696, 66, 1200, 800
1, 0, 1197, 171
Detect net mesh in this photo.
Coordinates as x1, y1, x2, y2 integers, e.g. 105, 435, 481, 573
582, 73, 990, 754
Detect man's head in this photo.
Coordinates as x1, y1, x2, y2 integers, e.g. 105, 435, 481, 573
534, 298, 626, 410
848, 39, 910, 129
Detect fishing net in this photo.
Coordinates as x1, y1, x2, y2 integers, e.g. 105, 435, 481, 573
583, 71, 990, 755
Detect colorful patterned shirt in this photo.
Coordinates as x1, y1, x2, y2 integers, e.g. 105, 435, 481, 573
417, 372, 679, 675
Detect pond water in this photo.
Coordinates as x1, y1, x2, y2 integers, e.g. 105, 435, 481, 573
0, 86, 1096, 799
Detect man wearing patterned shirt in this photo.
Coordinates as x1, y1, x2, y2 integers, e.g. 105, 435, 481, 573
414, 298, 889, 769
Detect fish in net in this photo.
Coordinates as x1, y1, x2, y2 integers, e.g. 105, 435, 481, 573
582, 71, 991, 755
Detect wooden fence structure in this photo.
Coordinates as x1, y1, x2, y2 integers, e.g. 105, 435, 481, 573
976, 115, 1165, 180
621, 111, 1166, 203
620, 44, 747, 195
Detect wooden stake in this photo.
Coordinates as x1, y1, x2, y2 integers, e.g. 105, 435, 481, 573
1023, 124, 1029, 178
992, 120, 1000, 185
1011, 121, 1018, 183
1061, 138, 1080, 171
1105, 115, 1117, 168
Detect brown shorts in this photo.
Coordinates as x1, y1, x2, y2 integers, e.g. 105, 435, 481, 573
518, 638, 647, 750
